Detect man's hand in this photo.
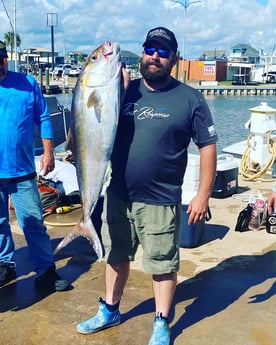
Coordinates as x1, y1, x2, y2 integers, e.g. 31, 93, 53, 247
40, 138, 55, 175
186, 194, 209, 224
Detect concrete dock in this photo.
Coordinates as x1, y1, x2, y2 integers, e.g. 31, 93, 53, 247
0, 176, 275, 345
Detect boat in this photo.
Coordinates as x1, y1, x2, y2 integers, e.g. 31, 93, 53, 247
223, 140, 248, 158
34, 95, 71, 155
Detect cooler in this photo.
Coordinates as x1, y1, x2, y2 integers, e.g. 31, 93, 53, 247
180, 191, 205, 248
182, 154, 200, 192
211, 154, 239, 198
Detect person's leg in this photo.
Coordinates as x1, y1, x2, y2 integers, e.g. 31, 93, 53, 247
103, 189, 137, 306
0, 184, 15, 264
135, 203, 181, 317
77, 262, 130, 335
152, 272, 177, 318
133, 203, 181, 345
0, 184, 16, 286
10, 179, 54, 274
77, 190, 137, 334
148, 272, 177, 345
105, 262, 130, 305
10, 179, 68, 291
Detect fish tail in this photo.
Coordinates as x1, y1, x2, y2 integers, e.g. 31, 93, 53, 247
53, 220, 103, 260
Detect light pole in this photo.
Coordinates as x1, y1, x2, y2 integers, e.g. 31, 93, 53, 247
2, 0, 18, 71
13, 0, 17, 71
47, 12, 58, 71
170, 0, 202, 82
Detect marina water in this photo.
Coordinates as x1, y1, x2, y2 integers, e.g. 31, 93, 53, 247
56, 93, 276, 155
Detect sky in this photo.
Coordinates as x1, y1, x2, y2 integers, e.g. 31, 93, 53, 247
0, 0, 275, 60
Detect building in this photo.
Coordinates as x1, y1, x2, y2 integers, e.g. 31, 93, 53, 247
17, 47, 60, 73
172, 43, 265, 84
172, 59, 227, 83
228, 44, 259, 64
199, 49, 227, 61
65, 51, 88, 65
227, 44, 260, 84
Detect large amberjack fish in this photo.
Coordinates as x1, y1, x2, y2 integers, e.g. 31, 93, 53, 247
54, 41, 121, 260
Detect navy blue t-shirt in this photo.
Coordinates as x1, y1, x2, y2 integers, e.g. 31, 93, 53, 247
109, 78, 217, 205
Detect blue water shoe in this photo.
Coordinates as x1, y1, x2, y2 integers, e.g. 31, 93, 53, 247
148, 312, 171, 345
77, 297, 121, 334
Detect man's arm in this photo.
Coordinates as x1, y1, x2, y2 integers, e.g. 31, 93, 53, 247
187, 143, 217, 224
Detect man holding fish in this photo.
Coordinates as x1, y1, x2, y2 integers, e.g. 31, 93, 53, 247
75, 27, 217, 345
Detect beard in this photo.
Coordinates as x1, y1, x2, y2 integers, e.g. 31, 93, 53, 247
140, 59, 172, 83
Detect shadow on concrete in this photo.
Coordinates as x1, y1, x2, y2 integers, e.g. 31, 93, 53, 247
122, 250, 276, 345
0, 236, 97, 313
248, 280, 276, 304
236, 186, 251, 194
201, 223, 229, 245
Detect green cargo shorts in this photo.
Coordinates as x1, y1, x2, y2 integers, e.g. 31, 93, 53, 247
101, 189, 181, 274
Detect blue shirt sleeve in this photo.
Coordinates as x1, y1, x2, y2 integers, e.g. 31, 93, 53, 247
30, 75, 53, 140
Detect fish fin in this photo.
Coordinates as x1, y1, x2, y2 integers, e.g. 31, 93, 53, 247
87, 90, 97, 107
54, 219, 103, 260
87, 90, 102, 123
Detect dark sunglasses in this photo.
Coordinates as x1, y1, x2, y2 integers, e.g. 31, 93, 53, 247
0, 57, 7, 65
144, 47, 171, 59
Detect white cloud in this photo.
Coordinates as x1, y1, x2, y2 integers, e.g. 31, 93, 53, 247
1, 0, 275, 58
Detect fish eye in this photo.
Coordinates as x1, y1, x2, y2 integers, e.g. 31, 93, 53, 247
90, 55, 97, 61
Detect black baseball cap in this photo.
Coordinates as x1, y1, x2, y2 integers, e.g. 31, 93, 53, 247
143, 27, 178, 54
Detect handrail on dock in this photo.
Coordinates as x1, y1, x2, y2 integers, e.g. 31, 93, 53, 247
197, 87, 276, 96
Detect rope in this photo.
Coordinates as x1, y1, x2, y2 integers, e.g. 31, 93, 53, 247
240, 132, 276, 181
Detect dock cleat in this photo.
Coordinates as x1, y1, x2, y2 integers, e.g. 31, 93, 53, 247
148, 312, 171, 345
77, 296, 121, 334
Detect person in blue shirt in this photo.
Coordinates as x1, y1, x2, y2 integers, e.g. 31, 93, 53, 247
0, 41, 69, 291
